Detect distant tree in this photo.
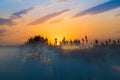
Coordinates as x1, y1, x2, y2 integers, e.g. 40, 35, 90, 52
117, 40, 120, 45
78, 40, 81, 45
54, 38, 57, 46
62, 37, 66, 45
101, 42, 105, 47
62, 37, 66, 42
105, 40, 108, 46
82, 38, 85, 42
25, 35, 48, 46
69, 40, 73, 45
95, 40, 99, 45
73, 40, 80, 46
85, 36, 88, 43
113, 40, 117, 45
34, 35, 41, 42
109, 39, 111, 43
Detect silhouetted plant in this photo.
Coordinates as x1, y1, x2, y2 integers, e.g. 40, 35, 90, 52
62, 37, 66, 45
95, 40, 99, 45
73, 40, 80, 46
109, 39, 111, 43
82, 38, 85, 42
105, 40, 108, 46
69, 40, 73, 45
118, 40, 120, 44
85, 36, 88, 43
113, 40, 117, 45
101, 42, 105, 47
54, 38, 57, 45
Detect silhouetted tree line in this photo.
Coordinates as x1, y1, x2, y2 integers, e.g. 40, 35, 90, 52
54, 36, 87, 46
57, 36, 120, 47
25, 35, 48, 46
94, 39, 120, 47
25, 35, 120, 48
58, 37, 81, 46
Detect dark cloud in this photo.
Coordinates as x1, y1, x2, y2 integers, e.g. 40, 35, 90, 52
0, 18, 14, 26
0, 7, 33, 26
11, 7, 34, 19
74, 0, 120, 17
29, 9, 71, 25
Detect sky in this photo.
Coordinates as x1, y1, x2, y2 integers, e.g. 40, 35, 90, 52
0, 0, 120, 45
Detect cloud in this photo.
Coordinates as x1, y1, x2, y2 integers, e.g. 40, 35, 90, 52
50, 18, 63, 24
116, 13, 120, 16
115, 30, 120, 34
0, 18, 14, 26
11, 7, 34, 19
51, 0, 68, 2
0, 7, 34, 26
29, 9, 71, 25
74, 0, 120, 17
56, 0, 68, 2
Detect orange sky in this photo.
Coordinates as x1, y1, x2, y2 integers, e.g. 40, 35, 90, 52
0, 0, 120, 45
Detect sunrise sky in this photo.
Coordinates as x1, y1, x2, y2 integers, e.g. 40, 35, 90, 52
0, 0, 120, 45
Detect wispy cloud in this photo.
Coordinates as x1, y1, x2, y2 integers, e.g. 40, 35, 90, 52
51, 0, 68, 2
56, 0, 68, 2
50, 18, 63, 24
115, 30, 120, 34
29, 9, 71, 25
74, 0, 120, 17
11, 7, 34, 19
116, 13, 120, 16
0, 7, 34, 26
0, 18, 14, 26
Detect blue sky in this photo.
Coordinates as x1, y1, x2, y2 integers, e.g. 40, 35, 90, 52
0, 0, 108, 17
1, 0, 119, 26
0, 0, 49, 17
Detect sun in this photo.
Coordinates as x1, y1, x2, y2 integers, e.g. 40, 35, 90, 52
57, 42, 60, 46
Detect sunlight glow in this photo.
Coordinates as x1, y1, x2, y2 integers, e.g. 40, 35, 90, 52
57, 42, 60, 46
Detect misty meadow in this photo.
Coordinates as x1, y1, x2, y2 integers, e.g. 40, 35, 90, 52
0, 0, 120, 80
